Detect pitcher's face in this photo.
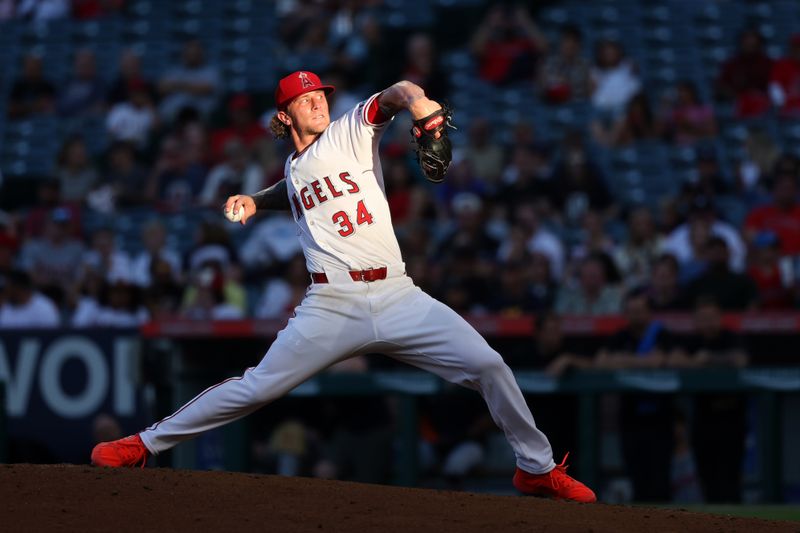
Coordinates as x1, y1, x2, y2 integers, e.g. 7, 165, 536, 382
286, 90, 330, 135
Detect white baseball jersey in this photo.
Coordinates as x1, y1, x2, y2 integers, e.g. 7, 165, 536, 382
284, 93, 402, 275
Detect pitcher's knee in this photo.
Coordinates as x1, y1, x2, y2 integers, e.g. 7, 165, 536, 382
469, 351, 509, 381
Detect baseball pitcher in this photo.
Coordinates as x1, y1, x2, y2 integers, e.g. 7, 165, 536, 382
91, 71, 596, 503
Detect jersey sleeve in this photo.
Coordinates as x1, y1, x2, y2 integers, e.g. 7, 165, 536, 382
325, 92, 394, 165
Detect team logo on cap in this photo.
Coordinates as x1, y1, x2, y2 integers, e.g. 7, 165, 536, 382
298, 71, 314, 88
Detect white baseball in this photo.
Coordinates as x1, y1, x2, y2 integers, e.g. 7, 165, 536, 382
225, 206, 243, 223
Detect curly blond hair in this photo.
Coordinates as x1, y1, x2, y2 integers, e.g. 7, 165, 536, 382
270, 115, 289, 139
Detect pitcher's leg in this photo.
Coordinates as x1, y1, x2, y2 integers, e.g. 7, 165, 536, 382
140, 321, 348, 454
378, 285, 554, 473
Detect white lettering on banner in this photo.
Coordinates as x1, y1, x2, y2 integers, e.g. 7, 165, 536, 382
0, 335, 138, 419
40, 337, 109, 419
113, 339, 136, 416
0, 339, 40, 416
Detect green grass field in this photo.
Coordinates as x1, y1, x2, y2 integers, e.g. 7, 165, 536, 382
656, 505, 800, 522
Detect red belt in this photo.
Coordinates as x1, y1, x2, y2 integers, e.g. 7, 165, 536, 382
311, 267, 388, 284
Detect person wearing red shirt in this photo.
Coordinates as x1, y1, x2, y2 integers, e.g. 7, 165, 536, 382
715, 29, 773, 117
769, 35, 800, 117
209, 93, 268, 163
745, 169, 800, 256
470, 4, 546, 86
747, 231, 794, 309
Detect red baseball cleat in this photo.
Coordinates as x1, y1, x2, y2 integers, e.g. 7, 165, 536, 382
91, 434, 149, 468
513, 453, 597, 503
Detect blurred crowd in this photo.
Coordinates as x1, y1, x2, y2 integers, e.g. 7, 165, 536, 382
2, 2, 800, 330
2, 0, 795, 504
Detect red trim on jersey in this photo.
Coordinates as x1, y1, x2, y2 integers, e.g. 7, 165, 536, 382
363, 93, 390, 126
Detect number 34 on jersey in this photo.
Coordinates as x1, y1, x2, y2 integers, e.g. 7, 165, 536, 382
290, 171, 375, 238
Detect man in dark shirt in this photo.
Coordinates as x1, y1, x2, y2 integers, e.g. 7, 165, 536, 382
686, 236, 758, 310
674, 296, 748, 503
7, 54, 56, 119
596, 289, 677, 502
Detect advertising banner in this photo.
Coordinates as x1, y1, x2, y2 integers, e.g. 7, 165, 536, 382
0, 329, 148, 463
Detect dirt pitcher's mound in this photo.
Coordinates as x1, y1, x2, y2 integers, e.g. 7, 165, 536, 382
0, 464, 797, 533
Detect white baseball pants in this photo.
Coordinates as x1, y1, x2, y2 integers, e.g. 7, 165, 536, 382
139, 273, 556, 474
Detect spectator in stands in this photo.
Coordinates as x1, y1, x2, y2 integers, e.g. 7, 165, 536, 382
596, 288, 677, 369
185, 220, 238, 274
72, 278, 148, 327
437, 193, 499, 263
686, 237, 758, 310
769, 34, 800, 117
0, 230, 17, 278
57, 48, 106, 117
671, 296, 748, 503
0, 0, 13, 19
401, 33, 449, 103
18, 207, 84, 304
531, 311, 592, 376
158, 39, 220, 122
647, 253, 689, 312
661, 81, 717, 145
465, 117, 505, 186
384, 158, 425, 228
7, 53, 56, 120
497, 143, 552, 211
327, 4, 375, 80
71, 0, 124, 20
470, 3, 546, 86
325, 70, 361, 121
434, 153, 487, 215
200, 139, 265, 207
568, 209, 618, 272
0, 269, 60, 328
108, 49, 153, 105
590, 39, 641, 116
661, 195, 746, 274
736, 127, 781, 207
96, 141, 147, 210
255, 253, 309, 319
550, 132, 616, 224
144, 135, 207, 205
14, 0, 69, 21
238, 213, 305, 275
528, 251, 558, 311
487, 260, 539, 314
56, 135, 98, 204
591, 92, 660, 146
131, 218, 182, 288
613, 206, 664, 291
209, 94, 269, 164
678, 146, 730, 215
747, 231, 794, 309
80, 226, 133, 285
595, 289, 677, 502
744, 166, 800, 257
538, 24, 591, 104
142, 256, 183, 319
181, 261, 245, 320
715, 29, 773, 117
498, 202, 564, 280
0, 211, 20, 278
22, 178, 81, 239
555, 252, 622, 315
438, 246, 491, 315
105, 78, 158, 149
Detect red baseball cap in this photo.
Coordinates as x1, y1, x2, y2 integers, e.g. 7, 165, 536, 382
275, 71, 335, 110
